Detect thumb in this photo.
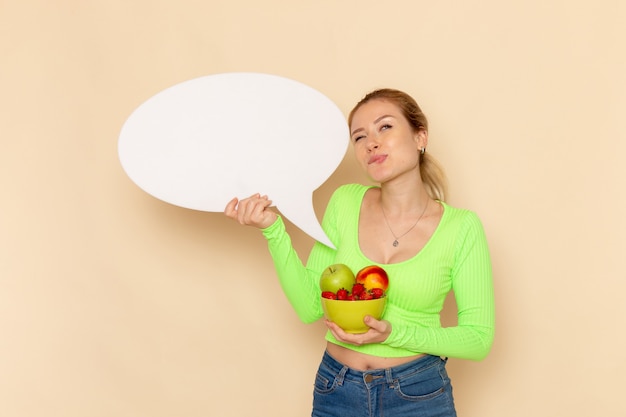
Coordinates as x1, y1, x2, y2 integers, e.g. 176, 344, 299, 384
364, 316, 390, 333
224, 197, 239, 218
364, 315, 380, 328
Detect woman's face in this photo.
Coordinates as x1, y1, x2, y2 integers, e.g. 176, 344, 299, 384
349, 99, 427, 183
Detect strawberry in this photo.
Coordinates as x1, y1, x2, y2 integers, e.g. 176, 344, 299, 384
336, 288, 350, 300
322, 291, 337, 299
370, 288, 385, 299
351, 283, 366, 297
359, 291, 373, 300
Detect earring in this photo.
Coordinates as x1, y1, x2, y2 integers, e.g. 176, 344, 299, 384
420, 148, 426, 155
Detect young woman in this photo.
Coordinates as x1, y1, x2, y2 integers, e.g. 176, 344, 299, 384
225, 89, 495, 416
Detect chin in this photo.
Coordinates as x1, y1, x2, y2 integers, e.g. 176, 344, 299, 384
366, 167, 391, 182
368, 173, 394, 185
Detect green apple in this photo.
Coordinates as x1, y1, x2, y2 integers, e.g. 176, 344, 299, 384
319, 264, 355, 293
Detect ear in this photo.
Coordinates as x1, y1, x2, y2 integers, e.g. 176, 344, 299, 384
414, 128, 428, 150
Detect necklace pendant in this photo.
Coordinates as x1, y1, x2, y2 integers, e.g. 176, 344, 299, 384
393, 240, 399, 247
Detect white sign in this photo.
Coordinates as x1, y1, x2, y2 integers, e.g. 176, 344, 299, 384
118, 72, 349, 248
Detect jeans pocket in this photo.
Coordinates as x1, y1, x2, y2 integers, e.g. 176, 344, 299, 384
394, 361, 448, 401
313, 364, 340, 395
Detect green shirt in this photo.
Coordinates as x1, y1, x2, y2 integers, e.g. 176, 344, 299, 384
262, 183, 495, 360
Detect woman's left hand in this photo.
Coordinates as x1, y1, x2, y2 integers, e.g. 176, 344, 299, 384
325, 316, 392, 346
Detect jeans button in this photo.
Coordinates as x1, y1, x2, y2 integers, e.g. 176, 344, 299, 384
364, 374, 373, 383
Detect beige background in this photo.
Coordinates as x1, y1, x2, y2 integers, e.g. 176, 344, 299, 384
1, 1, 625, 416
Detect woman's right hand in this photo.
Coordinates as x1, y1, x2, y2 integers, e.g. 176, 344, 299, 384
224, 194, 278, 229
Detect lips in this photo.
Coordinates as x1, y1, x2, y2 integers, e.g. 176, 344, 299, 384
368, 154, 387, 165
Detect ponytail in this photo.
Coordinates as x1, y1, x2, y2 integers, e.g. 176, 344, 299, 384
420, 151, 448, 202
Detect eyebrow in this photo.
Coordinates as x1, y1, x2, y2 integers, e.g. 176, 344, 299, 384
351, 114, 396, 136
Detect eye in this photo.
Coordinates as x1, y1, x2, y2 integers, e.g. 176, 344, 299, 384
380, 123, 392, 131
353, 134, 365, 142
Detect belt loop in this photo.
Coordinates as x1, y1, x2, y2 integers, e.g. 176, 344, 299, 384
336, 366, 348, 386
385, 367, 394, 385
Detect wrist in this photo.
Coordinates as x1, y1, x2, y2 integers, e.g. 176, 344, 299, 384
261, 214, 283, 236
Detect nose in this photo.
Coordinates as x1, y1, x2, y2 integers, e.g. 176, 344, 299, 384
365, 137, 379, 152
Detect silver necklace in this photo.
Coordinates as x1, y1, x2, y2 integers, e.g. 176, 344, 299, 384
381, 200, 429, 247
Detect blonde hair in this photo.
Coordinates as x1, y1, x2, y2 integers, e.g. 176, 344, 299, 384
348, 88, 448, 202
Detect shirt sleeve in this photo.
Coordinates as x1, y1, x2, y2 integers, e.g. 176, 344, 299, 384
383, 212, 496, 361
261, 192, 340, 323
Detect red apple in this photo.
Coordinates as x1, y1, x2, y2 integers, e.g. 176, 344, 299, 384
355, 265, 389, 292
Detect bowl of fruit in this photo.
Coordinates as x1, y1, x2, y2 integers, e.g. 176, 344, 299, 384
320, 264, 389, 334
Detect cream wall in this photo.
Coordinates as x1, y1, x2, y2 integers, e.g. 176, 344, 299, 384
1, 1, 624, 416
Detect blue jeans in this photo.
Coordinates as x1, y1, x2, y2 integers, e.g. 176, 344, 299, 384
312, 351, 457, 417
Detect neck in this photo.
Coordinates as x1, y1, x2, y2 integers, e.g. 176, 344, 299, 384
379, 179, 430, 215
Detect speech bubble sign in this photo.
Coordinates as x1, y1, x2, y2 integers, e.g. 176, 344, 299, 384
118, 72, 349, 248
